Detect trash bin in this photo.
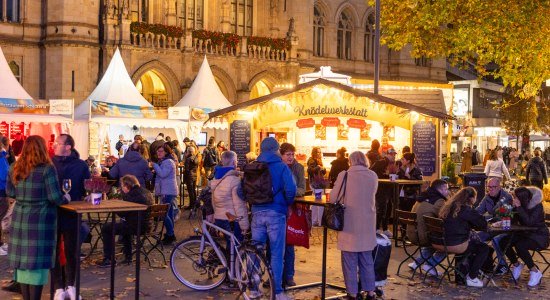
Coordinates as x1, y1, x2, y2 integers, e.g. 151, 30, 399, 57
462, 172, 487, 205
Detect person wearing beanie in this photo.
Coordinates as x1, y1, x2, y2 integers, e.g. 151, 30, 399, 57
251, 137, 296, 299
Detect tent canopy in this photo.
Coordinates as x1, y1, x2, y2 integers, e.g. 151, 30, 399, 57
299, 66, 352, 85
75, 48, 152, 119
174, 56, 232, 110
0, 46, 32, 100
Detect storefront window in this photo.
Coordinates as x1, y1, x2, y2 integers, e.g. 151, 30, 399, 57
364, 13, 375, 62
337, 11, 353, 60
313, 6, 325, 57
230, 0, 253, 36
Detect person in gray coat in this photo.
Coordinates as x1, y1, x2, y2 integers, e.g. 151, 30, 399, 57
109, 142, 153, 187
525, 149, 548, 189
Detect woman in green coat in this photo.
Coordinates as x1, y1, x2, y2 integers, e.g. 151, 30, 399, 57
6, 135, 66, 300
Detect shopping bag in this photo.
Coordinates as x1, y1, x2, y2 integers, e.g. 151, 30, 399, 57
286, 205, 310, 249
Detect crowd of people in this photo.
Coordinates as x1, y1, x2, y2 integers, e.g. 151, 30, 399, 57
1, 132, 549, 300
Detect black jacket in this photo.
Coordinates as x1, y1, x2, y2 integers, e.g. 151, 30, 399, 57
514, 187, 549, 249
184, 154, 200, 180
417, 187, 447, 205
443, 205, 487, 246
329, 158, 349, 187
120, 185, 153, 233
397, 166, 423, 198
526, 156, 548, 183
52, 150, 91, 202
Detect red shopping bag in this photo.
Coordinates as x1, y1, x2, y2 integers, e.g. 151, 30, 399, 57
59, 235, 66, 266
286, 204, 310, 249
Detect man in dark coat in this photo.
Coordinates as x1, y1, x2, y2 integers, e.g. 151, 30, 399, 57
51, 134, 91, 299
97, 175, 153, 267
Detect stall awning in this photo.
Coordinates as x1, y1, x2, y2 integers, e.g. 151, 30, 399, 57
209, 78, 454, 121
90, 117, 187, 128
377, 90, 447, 116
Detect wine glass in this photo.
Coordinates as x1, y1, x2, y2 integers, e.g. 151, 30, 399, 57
62, 179, 72, 196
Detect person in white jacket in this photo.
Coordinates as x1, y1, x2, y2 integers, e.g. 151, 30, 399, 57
484, 149, 511, 181
211, 150, 249, 249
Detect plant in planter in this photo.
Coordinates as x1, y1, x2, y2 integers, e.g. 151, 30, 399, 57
84, 178, 110, 205
441, 158, 458, 185
310, 172, 329, 199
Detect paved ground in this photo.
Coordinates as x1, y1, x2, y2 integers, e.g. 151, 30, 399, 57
2, 210, 550, 300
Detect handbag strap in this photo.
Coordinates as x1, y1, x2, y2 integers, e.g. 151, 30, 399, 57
335, 172, 348, 204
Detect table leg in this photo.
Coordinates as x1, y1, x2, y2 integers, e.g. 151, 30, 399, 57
485, 232, 516, 287
321, 226, 328, 300
135, 211, 142, 300
75, 213, 81, 300
393, 184, 399, 247
110, 213, 116, 299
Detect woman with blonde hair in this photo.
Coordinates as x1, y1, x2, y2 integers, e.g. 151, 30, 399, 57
484, 149, 511, 181
6, 136, 66, 300
330, 151, 378, 299
438, 187, 489, 287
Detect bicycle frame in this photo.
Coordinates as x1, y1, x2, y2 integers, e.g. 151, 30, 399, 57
196, 220, 246, 284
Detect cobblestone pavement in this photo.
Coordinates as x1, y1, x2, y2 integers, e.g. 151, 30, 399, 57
2, 210, 550, 300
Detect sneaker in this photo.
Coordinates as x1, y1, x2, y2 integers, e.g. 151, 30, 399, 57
66, 286, 82, 300
466, 275, 484, 287
285, 278, 296, 287
528, 269, 543, 287
249, 290, 263, 299
511, 263, 524, 281
0, 247, 7, 256
53, 288, 66, 300
382, 230, 393, 238
275, 292, 293, 300
422, 264, 439, 277
96, 258, 114, 268
408, 261, 418, 270
495, 264, 508, 276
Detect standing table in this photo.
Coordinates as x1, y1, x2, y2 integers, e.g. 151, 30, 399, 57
57, 200, 148, 300
378, 179, 425, 247
291, 195, 346, 300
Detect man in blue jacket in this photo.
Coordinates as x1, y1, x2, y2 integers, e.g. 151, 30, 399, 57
251, 137, 296, 300
51, 134, 91, 300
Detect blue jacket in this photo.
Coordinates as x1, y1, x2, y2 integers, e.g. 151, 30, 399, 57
475, 189, 513, 219
252, 152, 296, 215
0, 150, 9, 192
52, 150, 90, 201
109, 151, 153, 186
153, 157, 178, 196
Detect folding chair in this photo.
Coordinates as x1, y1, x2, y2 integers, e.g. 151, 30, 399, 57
395, 210, 423, 279
531, 220, 550, 275
85, 212, 112, 257
423, 216, 470, 287
138, 203, 169, 268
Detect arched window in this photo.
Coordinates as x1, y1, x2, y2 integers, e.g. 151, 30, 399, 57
364, 13, 375, 62
9, 61, 20, 82
230, 0, 253, 36
1, 0, 21, 22
313, 5, 325, 57
337, 10, 353, 60
177, 0, 204, 29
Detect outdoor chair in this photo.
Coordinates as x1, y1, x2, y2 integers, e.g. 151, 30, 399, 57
395, 210, 423, 279
423, 216, 470, 287
137, 203, 169, 268
530, 219, 550, 275
85, 212, 112, 257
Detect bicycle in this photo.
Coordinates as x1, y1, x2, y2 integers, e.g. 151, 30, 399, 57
170, 215, 275, 299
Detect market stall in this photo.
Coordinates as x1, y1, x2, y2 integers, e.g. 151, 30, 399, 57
208, 78, 453, 180
172, 56, 232, 146
0, 46, 72, 149
74, 48, 187, 160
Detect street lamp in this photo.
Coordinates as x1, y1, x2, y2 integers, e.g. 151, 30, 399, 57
374, 0, 380, 95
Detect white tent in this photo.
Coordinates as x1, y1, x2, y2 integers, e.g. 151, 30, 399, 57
73, 48, 187, 159
0, 46, 72, 139
299, 66, 352, 85
174, 56, 232, 110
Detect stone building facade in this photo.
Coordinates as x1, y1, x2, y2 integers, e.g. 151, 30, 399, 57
0, 0, 446, 107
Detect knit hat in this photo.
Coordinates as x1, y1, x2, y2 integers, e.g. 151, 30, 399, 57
260, 137, 280, 153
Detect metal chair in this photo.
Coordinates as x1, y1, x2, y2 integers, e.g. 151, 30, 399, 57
395, 210, 423, 279
138, 203, 170, 268
531, 219, 550, 275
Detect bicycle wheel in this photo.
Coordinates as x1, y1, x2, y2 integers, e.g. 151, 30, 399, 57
236, 244, 275, 300
170, 236, 227, 290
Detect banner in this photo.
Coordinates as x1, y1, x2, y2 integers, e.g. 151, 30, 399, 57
168, 107, 190, 120
91, 100, 168, 119
0, 98, 49, 114
49, 99, 73, 116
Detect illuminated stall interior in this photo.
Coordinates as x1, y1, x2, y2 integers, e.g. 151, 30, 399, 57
209, 79, 452, 180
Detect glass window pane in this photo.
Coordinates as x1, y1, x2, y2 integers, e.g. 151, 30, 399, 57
337, 30, 343, 58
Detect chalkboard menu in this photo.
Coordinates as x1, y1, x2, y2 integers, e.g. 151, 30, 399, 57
412, 121, 436, 176
230, 120, 251, 168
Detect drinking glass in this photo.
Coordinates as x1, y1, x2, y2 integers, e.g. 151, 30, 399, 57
62, 179, 72, 196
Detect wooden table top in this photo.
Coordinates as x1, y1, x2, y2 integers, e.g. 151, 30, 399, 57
488, 224, 538, 234
378, 179, 426, 185
295, 195, 331, 207
60, 199, 148, 213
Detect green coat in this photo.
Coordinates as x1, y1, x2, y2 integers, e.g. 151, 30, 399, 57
6, 163, 64, 270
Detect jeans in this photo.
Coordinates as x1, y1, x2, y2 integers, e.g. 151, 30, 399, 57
251, 210, 286, 294
162, 195, 178, 237
414, 247, 445, 266
464, 240, 491, 278
185, 176, 197, 207
101, 221, 134, 259
283, 245, 295, 281
214, 219, 243, 254
341, 251, 375, 295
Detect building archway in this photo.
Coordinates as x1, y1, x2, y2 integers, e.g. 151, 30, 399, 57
210, 65, 238, 104
248, 70, 281, 99
250, 80, 271, 99
132, 60, 181, 106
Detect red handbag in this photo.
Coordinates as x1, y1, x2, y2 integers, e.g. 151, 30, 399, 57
286, 204, 310, 249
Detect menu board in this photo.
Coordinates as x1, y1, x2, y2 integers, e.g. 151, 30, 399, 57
0, 122, 8, 137
10, 122, 24, 138
412, 121, 436, 176
230, 120, 251, 168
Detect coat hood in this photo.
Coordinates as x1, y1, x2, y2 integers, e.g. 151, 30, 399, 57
257, 151, 283, 164
417, 187, 447, 205
122, 151, 143, 162
210, 169, 240, 190
527, 187, 543, 210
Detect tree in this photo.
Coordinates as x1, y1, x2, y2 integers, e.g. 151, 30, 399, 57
499, 94, 537, 150
377, 0, 550, 99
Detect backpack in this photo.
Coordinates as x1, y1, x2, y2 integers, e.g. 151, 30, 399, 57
203, 147, 217, 168
243, 161, 276, 205
198, 186, 214, 216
